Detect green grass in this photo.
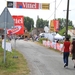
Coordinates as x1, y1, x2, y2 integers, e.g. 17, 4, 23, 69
0, 43, 30, 75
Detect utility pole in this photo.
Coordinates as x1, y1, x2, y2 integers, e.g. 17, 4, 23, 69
36, 15, 39, 36
53, 0, 56, 41
65, 0, 70, 38
54, 0, 56, 19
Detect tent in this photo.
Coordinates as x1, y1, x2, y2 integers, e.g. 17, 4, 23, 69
54, 34, 63, 40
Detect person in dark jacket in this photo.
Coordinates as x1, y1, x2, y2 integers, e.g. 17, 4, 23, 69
70, 38, 75, 68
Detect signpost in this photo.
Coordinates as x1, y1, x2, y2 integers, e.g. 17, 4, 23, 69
0, 7, 14, 63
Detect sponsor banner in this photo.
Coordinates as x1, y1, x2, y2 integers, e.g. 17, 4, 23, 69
7, 25, 22, 34
2, 39, 12, 52
50, 42, 53, 48
7, 1, 16, 8
43, 40, 46, 46
50, 20, 59, 32
53, 20, 59, 32
16, 2, 39, 9
7, 15, 24, 35
46, 41, 50, 47
7, 1, 13, 8
52, 42, 56, 49
56, 43, 61, 51
12, 15, 24, 35
12, 16, 24, 25
42, 3, 50, 10
7, 1, 50, 10
50, 20, 54, 32
42, 40, 63, 51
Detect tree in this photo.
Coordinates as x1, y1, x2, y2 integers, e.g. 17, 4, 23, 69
57, 18, 74, 30
36, 18, 49, 28
24, 17, 34, 31
58, 26, 74, 36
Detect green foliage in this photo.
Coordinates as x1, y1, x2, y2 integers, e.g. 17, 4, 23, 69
0, 46, 14, 69
58, 27, 66, 35
68, 26, 74, 29
57, 18, 74, 30
24, 16, 34, 31
38, 38, 48, 43
0, 43, 30, 75
58, 26, 73, 36
36, 18, 49, 28
67, 34, 71, 39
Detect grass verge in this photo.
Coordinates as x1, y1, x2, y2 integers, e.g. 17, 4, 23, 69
0, 44, 30, 75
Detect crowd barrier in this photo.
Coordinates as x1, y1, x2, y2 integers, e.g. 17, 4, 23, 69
2, 39, 12, 52
42, 40, 63, 52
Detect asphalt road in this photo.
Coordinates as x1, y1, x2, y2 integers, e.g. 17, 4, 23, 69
11, 40, 75, 75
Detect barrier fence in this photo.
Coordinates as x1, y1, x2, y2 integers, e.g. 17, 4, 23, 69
42, 40, 63, 52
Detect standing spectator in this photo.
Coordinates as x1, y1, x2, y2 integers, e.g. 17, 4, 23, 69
61, 37, 71, 68
2, 35, 4, 39
70, 38, 75, 68
56, 39, 59, 43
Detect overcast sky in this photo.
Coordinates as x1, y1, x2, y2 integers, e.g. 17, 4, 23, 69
0, 0, 75, 27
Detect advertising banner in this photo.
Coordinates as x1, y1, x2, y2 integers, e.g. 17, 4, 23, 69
2, 39, 12, 52
7, 1, 16, 8
50, 20, 54, 32
7, 16, 24, 35
42, 3, 50, 10
16, 2, 39, 9
42, 40, 63, 52
7, 1, 14, 8
7, 1, 50, 10
50, 20, 59, 32
53, 20, 59, 32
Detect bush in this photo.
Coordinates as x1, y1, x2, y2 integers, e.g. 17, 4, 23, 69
38, 38, 48, 43
67, 34, 71, 39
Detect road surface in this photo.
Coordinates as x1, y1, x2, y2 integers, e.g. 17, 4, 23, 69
11, 40, 75, 75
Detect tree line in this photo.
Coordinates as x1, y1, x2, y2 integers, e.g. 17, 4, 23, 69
24, 16, 74, 35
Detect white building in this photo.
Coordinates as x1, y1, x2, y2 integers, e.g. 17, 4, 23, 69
68, 29, 75, 39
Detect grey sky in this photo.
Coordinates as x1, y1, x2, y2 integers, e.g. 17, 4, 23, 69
0, 0, 75, 26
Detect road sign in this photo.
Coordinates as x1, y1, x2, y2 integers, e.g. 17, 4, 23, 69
0, 7, 14, 29
0, 7, 14, 63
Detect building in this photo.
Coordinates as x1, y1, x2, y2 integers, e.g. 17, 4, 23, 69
68, 29, 75, 39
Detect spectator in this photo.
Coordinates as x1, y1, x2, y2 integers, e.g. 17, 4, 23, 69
70, 38, 75, 68
2, 35, 4, 39
61, 37, 71, 68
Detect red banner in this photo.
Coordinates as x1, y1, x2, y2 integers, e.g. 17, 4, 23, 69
7, 15, 24, 35
53, 20, 59, 32
12, 16, 24, 25
50, 20, 59, 32
16, 2, 39, 9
